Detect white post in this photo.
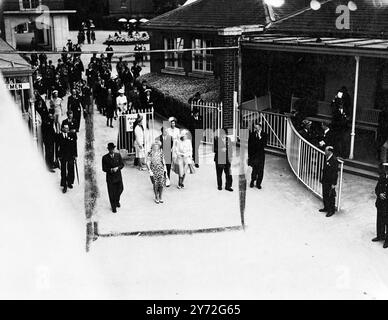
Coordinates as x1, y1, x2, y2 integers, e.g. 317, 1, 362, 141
349, 56, 360, 160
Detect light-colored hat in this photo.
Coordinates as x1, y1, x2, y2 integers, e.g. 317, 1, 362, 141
36, 76, 42, 81
382, 163, 388, 167
168, 117, 177, 123
180, 129, 189, 138
145, 88, 152, 93
118, 88, 125, 94
52, 90, 58, 94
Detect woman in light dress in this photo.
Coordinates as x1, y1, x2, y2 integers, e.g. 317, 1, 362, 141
134, 114, 147, 170
174, 129, 193, 189
166, 117, 180, 142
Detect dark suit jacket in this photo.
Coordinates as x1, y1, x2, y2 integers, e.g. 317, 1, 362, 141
321, 155, 339, 186
67, 96, 82, 114
62, 118, 78, 133
56, 132, 78, 160
375, 174, 388, 210
102, 152, 124, 184
248, 131, 267, 165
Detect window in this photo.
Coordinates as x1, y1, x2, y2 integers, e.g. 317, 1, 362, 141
192, 39, 214, 73
121, 0, 127, 8
164, 37, 184, 69
21, 0, 41, 10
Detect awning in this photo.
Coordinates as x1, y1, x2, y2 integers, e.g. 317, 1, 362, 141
242, 35, 388, 59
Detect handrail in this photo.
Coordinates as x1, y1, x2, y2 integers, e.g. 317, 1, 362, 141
286, 117, 344, 211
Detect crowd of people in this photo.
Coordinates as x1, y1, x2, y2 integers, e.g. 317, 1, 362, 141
29, 33, 149, 194
292, 87, 351, 158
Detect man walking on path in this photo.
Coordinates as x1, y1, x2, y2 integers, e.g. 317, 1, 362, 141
102, 143, 124, 213
373, 163, 388, 248
57, 124, 78, 193
319, 146, 339, 217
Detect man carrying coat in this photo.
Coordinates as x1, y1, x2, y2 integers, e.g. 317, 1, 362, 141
102, 143, 124, 213
248, 122, 267, 189
319, 146, 339, 217
373, 163, 388, 248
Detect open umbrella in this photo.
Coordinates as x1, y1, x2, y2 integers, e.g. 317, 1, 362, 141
139, 18, 149, 23
118, 18, 127, 23
129, 18, 138, 24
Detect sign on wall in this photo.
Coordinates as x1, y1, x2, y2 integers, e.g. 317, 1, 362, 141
6, 83, 30, 91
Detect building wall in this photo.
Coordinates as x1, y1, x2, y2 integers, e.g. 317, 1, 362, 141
108, 0, 154, 17
3, 0, 65, 11
52, 14, 70, 51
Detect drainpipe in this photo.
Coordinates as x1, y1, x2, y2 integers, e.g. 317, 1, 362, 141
349, 56, 360, 160
29, 74, 38, 147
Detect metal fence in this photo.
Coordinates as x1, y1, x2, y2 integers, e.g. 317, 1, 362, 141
191, 101, 223, 144
237, 109, 287, 150
286, 118, 344, 211
117, 108, 155, 155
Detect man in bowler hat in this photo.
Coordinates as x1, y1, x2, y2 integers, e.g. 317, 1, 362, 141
102, 143, 124, 213
319, 146, 339, 217
373, 163, 388, 248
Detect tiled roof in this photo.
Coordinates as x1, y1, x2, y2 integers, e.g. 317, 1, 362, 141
0, 38, 31, 73
268, 0, 388, 38
144, 0, 268, 31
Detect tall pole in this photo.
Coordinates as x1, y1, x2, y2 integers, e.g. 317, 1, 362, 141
349, 56, 360, 160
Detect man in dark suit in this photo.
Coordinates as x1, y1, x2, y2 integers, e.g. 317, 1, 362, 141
41, 109, 56, 173
248, 123, 267, 189
102, 143, 124, 213
373, 163, 388, 248
317, 122, 335, 151
158, 127, 173, 182
56, 124, 78, 193
62, 111, 78, 134
67, 89, 83, 132
214, 129, 233, 192
331, 101, 348, 157
189, 107, 203, 168
319, 146, 339, 217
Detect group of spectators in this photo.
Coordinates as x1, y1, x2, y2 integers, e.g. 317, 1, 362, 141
292, 87, 351, 157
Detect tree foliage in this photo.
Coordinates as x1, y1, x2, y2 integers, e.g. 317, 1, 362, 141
152, 0, 186, 15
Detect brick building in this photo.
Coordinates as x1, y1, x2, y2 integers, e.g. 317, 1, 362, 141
143, 0, 311, 128
1, 0, 75, 50
144, 0, 271, 128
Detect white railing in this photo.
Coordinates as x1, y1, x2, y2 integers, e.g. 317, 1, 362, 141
191, 101, 223, 145
286, 118, 344, 211
238, 109, 287, 150
117, 108, 155, 155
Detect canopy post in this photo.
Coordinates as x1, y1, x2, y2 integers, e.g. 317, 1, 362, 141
349, 56, 360, 160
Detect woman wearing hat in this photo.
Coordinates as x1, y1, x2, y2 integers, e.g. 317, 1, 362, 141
146, 140, 167, 204
134, 114, 147, 170
175, 129, 193, 189
116, 88, 128, 114
167, 117, 180, 142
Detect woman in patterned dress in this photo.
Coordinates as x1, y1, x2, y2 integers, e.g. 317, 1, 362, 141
146, 141, 167, 204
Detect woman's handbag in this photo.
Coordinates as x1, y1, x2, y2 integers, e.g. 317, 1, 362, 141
188, 163, 196, 174
165, 175, 171, 187
173, 160, 180, 175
